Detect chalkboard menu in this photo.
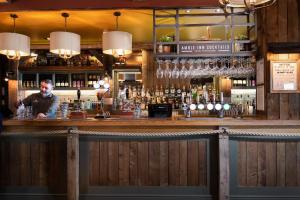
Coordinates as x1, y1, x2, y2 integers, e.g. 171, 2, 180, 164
271, 61, 300, 93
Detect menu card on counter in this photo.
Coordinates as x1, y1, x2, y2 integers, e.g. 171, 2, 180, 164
271, 61, 299, 93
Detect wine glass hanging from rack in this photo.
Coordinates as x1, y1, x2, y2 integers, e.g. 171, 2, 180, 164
156, 57, 255, 79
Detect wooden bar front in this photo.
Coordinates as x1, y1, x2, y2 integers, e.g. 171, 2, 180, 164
1, 118, 300, 200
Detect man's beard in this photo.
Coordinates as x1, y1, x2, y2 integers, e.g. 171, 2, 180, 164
41, 92, 50, 97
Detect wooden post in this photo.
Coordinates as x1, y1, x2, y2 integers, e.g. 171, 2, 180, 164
218, 129, 230, 200
67, 130, 79, 200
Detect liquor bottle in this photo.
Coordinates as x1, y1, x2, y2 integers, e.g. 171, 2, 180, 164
159, 86, 164, 97
61, 80, 65, 87
164, 86, 169, 97
170, 84, 175, 98
65, 80, 69, 87
155, 85, 160, 97
132, 86, 137, 98
176, 85, 182, 98
141, 85, 145, 97
56, 80, 61, 87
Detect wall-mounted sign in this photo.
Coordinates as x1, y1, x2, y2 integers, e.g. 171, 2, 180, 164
179, 43, 231, 54
270, 61, 300, 93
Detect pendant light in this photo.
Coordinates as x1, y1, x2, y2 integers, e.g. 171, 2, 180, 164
50, 13, 80, 59
0, 14, 30, 60
219, 0, 277, 11
102, 11, 132, 57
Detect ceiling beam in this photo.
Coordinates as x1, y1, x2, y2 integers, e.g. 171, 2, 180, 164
0, 0, 220, 12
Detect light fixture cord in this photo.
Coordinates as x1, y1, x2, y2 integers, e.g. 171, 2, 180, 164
116, 15, 119, 30
64, 16, 67, 32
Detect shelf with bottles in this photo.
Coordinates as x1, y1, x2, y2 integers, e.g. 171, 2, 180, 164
87, 73, 102, 88
71, 73, 86, 88
231, 77, 256, 89
154, 8, 256, 59
55, 74, 70, 88
21, 73, 38, 89
19, 49, 103, 68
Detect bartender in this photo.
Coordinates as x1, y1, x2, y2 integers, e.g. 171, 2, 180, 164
19, 79, 59, 119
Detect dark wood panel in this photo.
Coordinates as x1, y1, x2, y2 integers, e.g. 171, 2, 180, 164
257, 142, 266, 186
246, 142, 258, 186
169, 141, 180, 185
118, 142, 130, 186
179, 141, 187, 186
265, 142, 276, 186
159, 141, 169, 186
129, 142, 138, 185
108, 142, 119, 185
148, 141, 160, 186
280, 94, 289, 120
187, 141, 199, 186
39, 142, 49, 186
238, 140, 300, 187
9, 141, 21, 185
99, 142, 108, 185
19, 142, 31, 185
0, 141, 9, 186
238, 141, 247, 186
198, 141, 207, 186
88, 140, 208, 187
30, 143, 40, 186
276, 142, 286, 186
285, 142, 298, 186
89, 141, 99, 185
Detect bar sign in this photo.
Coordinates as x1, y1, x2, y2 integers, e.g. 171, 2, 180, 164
179, 43, 231, 54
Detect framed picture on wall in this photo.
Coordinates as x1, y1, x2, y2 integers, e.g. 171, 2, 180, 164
270, 61, 300, 93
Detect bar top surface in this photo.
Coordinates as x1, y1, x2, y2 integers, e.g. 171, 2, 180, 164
3, 117, 300, 127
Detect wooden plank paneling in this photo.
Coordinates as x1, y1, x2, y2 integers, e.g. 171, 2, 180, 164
199, 141, 207, 186
118, 142, 130, 186
10, 142, 20, 185
129, 141, 138, 185
148, 141, 160, 186
67, 133, 79, 200
179, 141, 187, 186
257, 142, 266, 186
285, 142, 298, 186
30, 143, 40, 186
159, 141, 169, 186
238, 141, 247, 186
289, 93, 299, 119
276, 142, 286, 186
99, 142, 108, 185
89, 141, 99, 185
169, 141, 180, 185
108, 142, 119, 185
287, 0, 299, 42
138, 142, 148, 186
280, 94, 289, 120
265, 142, 276, 186
187, 141, 199, 186
39, 142, 48, 186
246, 142, 258, 186
0, 141, 9, 186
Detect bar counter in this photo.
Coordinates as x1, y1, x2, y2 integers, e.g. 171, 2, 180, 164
3, 117, 300, 128
1, 117, 300, 200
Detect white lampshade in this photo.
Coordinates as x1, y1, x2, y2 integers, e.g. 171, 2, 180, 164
102, 31, 132, 57
0, 32, 30, 59
50, 31, 80, 59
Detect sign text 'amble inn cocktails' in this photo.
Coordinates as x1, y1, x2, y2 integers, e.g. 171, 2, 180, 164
179, 43, 232, 54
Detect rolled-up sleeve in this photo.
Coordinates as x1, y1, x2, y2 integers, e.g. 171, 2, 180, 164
46, 96, 59, 119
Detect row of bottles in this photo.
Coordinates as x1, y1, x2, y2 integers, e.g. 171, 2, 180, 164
232, 77, 256, 87
117, 84, 222, 111
55, 80, 69, 87
22, 81, 36, 88
22, 53, 102, 67
87, 74, 101, 87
